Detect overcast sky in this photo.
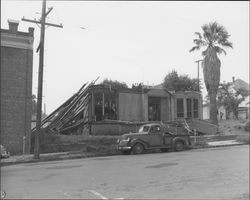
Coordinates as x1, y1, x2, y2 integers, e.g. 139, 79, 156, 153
1, 1, 249, 114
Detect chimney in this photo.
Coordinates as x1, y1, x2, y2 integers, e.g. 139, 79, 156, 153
8, 19, 19, 33
232, 76, 235, 83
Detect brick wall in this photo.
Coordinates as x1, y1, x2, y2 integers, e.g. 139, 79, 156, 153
0, 45, 33, 155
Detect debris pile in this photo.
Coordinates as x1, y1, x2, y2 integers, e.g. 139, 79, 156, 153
32, 78, 99, 135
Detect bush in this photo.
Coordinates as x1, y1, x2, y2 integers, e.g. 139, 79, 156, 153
244, 121, 250, 132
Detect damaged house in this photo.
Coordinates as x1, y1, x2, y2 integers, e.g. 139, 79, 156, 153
37, 80, 204, 135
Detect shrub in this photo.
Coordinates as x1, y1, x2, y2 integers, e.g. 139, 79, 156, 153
244, 121, 250, 132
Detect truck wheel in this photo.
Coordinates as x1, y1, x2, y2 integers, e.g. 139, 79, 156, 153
160, 148, 169, 153
121, 150, 131, 155
174, 141, 185, 151
132, 143, 144, 154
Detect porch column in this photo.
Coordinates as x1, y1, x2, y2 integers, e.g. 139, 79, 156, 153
102, 92, 105, 118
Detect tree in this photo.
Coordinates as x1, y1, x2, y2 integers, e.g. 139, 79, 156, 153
217, 82, 249, 119
190, 22, 233, 124
163, 70, 201, 92
101, 78, 128, 90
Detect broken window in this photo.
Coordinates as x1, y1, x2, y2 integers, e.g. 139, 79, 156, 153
177, 98, 184, 118
93, 91, 117, 121
104, 93, 117, 120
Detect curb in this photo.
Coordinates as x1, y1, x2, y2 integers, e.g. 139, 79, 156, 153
192, 142, 246, 149
1, 143, 248, 167
0, 152, 119, 167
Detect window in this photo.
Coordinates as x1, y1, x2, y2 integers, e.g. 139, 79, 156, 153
139, 125, 150, 133
177, 98, 184, 118
150, 125, 161, 133
186, 98, 192, 118
193, 98, 199, 118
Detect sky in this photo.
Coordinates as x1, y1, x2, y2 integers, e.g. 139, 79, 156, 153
1, 1, 249, 114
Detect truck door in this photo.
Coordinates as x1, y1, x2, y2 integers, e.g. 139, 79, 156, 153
163, 132, 173, 147
147, 125, 164, 146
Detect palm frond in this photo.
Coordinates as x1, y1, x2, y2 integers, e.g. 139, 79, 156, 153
214, 46, 227, 55
220, 41, 233, 48
194, 32, 202, 40
202, 49, 208, 56
189, 46, 200, 52
202, 24, 213, 43
193, 39, 206, 46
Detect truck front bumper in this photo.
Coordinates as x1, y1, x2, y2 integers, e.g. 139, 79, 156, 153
117, 146, 132, 150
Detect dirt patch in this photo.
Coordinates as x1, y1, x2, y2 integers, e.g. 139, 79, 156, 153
218, 119, 249, 135
218, 120, 249, 144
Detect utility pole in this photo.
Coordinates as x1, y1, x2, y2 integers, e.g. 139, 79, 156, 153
22, 0, 63, 159
195, 59, 203, 92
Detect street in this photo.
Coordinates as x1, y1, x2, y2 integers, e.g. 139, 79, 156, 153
1, 145, 249, 199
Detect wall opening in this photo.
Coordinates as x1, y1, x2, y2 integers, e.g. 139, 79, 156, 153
93, 91, 117, 121
148, 97, 161, 121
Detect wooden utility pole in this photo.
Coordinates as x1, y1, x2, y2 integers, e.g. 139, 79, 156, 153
22, 0, 63, 159
195, 59, 203, 92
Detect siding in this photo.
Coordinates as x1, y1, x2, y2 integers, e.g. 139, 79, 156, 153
118, 92, 142, 121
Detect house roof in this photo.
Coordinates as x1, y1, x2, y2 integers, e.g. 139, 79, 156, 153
152, 83, 164, 89
231, 79, 249, 92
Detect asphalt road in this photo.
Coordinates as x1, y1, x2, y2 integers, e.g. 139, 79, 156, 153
1, 145, 249, 199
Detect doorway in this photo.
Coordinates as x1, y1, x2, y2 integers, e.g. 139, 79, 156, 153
148, 97, 161, 121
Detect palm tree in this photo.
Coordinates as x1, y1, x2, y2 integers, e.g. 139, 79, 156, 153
190, 22, 233, 125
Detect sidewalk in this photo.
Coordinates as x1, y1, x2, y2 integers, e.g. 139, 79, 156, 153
1, 137, 247, 167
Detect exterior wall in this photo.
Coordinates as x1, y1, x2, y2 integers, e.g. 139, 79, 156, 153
88, 87, 202, 127
160, 98, 169, 121
0, 21, 34, 155
203, 105, 209, 120
91, 122, 139, 135
141, 93, 148, 121
118, 92, 142, 121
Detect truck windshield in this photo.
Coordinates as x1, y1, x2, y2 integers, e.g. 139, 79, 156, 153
139, 125, 150, 133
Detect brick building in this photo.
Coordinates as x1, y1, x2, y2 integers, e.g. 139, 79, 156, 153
1, 19, 34, 155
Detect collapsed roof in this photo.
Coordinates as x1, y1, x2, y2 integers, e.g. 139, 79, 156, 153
32, 78, 99, 135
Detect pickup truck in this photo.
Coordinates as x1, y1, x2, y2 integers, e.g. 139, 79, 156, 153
117, 122, 192, 155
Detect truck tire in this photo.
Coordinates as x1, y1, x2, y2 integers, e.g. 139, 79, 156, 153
174, 140, 185, 151
132, 143, 144, 154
